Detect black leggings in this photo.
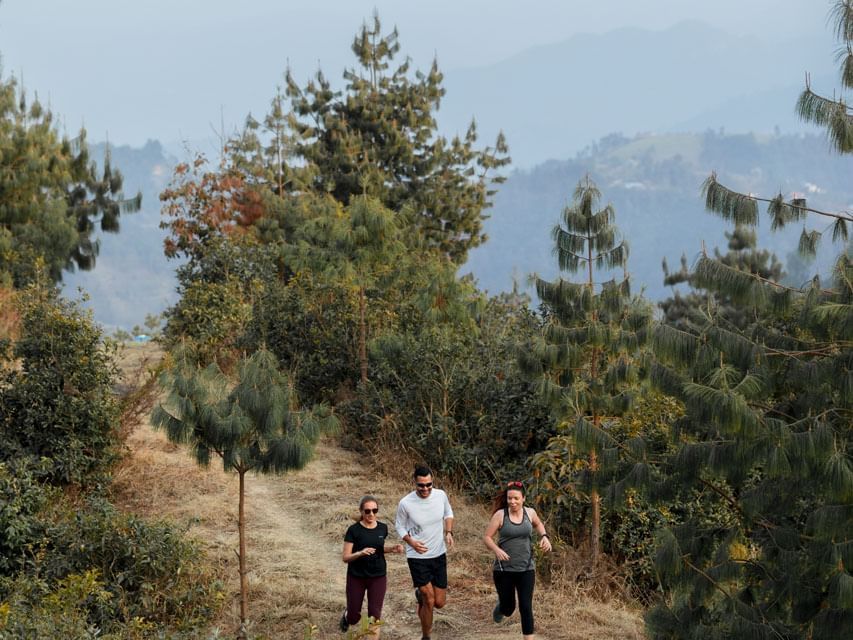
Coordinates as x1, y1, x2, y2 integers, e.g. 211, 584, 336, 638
493, 569, 535, 635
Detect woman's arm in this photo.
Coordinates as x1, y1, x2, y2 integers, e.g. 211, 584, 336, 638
527, 508, 552, 552
483, 510, 510, 561
342, 541, 375, 563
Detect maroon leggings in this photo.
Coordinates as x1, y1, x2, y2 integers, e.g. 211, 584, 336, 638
345, 574, 387, 625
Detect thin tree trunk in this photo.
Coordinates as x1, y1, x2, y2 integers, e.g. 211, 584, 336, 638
589, 449, 600, 565
586, 213, 600, 567
238, 469, 248, 639
359, 286, 368, 385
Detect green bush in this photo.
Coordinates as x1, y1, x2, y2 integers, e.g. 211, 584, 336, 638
343, 297, 554, 496
0, 459, 220, 636
0, 490, 221, 637
0, 289, 119, 485
0, 460, 55, 576
241, 273, 359, 405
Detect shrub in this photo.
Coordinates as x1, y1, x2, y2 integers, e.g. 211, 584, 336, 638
344, 297, 554, 496
0, 288, 119, 485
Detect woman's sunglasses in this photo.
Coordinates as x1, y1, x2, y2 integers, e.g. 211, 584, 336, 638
362, 508, 379, 514
507, 481, 523, 488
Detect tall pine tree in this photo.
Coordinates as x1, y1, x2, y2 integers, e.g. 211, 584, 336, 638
0, 77, 140, 286
234, 14, 510, 263
645, 3, 852, 636
520, 176, 652, 564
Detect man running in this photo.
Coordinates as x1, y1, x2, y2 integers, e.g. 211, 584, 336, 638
395, 465, 454, 640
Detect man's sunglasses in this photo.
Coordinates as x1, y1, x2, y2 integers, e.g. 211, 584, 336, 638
416, 482, 433, 489
362, 508, 379, 514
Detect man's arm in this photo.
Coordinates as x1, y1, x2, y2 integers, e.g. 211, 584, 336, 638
443, 492, 455, 549
395, 499, 409, 541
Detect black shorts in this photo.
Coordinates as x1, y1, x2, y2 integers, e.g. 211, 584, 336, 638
407, 553, 448, 589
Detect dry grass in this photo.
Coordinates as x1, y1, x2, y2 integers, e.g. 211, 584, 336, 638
111, 344, 646, 639
0, 286, 19, 344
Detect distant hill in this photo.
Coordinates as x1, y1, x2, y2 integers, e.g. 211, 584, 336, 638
462, 130, 853, 302
439, 21, 835, 167
61, 140, 180, 331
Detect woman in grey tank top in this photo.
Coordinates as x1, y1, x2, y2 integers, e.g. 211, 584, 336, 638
483, 481, 552, 639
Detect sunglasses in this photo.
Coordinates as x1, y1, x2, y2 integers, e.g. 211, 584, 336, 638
362, 508, 379, 514
507, 481, 523, 488
416, 482, 433, 489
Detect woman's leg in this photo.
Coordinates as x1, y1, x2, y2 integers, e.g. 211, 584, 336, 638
365, 575, 388, 621
364, 575, 387, 639
516, 569, 536, 636
493, 570, 517, 617
345, 574, 368, 625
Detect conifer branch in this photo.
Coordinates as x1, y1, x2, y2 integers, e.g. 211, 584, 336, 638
707, 171, 853, 224
797, 88, 853, 153
682, 557, 737, 605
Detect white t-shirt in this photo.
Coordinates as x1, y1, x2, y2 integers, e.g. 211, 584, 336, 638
395, 488, 454, 560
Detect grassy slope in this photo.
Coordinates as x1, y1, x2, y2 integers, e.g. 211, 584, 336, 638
111, 344, 645, 639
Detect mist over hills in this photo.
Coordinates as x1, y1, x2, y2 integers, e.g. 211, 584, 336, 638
463, 130, 853, 302
439, 21, 834, 167
61, 141, 180, 331
58, 21, 850, 330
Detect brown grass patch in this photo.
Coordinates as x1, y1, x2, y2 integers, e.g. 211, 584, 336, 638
111, 344, 645, 639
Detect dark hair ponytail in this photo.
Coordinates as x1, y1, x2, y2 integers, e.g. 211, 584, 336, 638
492, 489, 508, 514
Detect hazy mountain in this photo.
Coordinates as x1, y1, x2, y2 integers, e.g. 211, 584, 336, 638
439, 21, 834, 167
61, 141, 180, 332
60, 21, 850, 329
462, 130, 853, 302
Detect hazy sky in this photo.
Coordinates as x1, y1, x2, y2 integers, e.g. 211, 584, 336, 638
0, 1, 832, 149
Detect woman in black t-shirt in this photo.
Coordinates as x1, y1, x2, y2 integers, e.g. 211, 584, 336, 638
340, 495, 404, 637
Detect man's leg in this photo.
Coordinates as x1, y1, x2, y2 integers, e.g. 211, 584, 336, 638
416, 583, 435, 637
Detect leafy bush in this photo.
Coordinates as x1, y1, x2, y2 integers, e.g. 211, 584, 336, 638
0, 460, 55, 576
241, 273, 359, 405
0, 288, 119, 485
344, 297, 554, 496
0, 487, 221, 637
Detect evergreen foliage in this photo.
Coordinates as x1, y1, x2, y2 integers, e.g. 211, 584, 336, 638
521, 176, 653, 564
0, 77, 140, 286
0, 287, 120, 485
234, 14, 510, 263
643, 5, 853, 635
661, 225, 786, 331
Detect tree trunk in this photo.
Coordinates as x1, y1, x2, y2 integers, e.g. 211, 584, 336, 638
358, 286, 368, 385
587, 223, 600, 567
589, 449, 600, 565
238, 469, 248, 639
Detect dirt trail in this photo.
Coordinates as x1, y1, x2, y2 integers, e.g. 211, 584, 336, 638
111, 344, 644, 639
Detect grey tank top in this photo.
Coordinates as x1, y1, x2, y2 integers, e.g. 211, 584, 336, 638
493, 507, 534, 572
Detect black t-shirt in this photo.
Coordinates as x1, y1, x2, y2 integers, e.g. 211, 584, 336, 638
344, 521, 388, 578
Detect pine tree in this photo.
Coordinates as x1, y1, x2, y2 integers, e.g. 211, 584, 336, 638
235, 13, 510, 263
151, 347, 338, 638
660, 225, 786, 331
0, 77, 140, 286
644, 4, 853, 636
284, 194, 406, 385
520, 176, 652, 564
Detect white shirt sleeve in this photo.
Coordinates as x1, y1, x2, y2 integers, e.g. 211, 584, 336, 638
395, 497, 410, 540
